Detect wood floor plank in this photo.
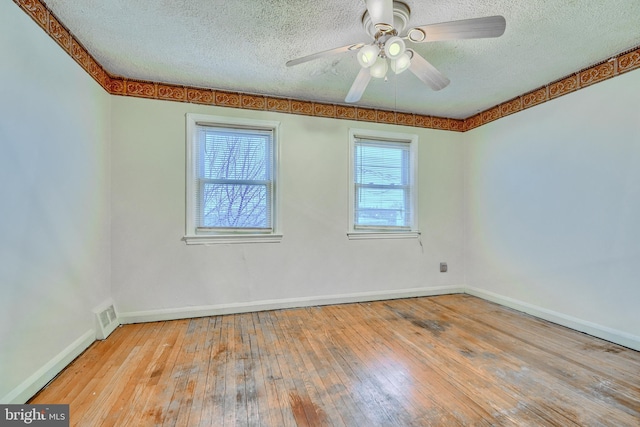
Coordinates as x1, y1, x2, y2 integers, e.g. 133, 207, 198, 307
33, 323, 145, 406
200, 315, 227, 427
349, 301, 513, 425
327, 304, 444, 423
425, 295, 640, 424
272, 308, 338, 426
126, 319, 190, 426
338, 302, 484, 426
298, 308, 377, 426
239, 312, 261, 426
398, 298, 585, 423
88, 322, 170, 426
244, 312, 269, 425
232, 314, 250, 426
437, 294, 640, 378
165, 317, 210, 427
433, 295, 640, 389
222, 314, 237, 426
29, 295, 640, 426
69, 323, 164, 425
180, 316, 217, 427
397, 298, 601, 425
270, 309, 329, 425
317, 306, 401, 425
288, 307, 370, 426
255, 310, 302, 427
250, 313, 285, 426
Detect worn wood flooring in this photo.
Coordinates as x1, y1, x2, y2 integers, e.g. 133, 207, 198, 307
30, 294, 640, 426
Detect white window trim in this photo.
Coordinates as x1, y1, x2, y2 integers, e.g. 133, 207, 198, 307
184, 113, 282, 245
348, 128, 419, 240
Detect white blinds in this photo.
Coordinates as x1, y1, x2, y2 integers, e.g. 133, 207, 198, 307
195, 125, 274, 231
353, 138, 413, 230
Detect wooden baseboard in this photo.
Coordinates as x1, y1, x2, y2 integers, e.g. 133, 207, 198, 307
1, 329, 95, 404
465, 287, 640, 351
117, 285, 466, 324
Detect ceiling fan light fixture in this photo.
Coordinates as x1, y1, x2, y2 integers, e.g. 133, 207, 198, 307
369, 56, 388, 78
286, 2, 505, 103
357, 44, 380, 68
390, 52, 411, 74
384, 36, 405, 59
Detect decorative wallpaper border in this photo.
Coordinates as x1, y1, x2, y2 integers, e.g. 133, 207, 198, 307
464, 49, 640, 130
14, 0, 640, 132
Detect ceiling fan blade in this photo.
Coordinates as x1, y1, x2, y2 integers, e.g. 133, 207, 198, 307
345, 67, 372, 103
407, 15, 506, 42
365, 0, 394, 29
408, 50, 450, 91
286, 43, 365, 67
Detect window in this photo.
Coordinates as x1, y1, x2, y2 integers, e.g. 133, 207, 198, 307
185, 114, 281, 244
348, 129, 419, 239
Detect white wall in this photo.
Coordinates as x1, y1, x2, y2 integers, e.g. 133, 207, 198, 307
465, 70, 640, 345
110, 97, 465, 319
0, 1, 112, 402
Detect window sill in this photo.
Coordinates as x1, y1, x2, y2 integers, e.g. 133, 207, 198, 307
183, 234, 283, 245
347, 231, 421, 240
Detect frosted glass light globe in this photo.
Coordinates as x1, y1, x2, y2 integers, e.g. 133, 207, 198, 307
384, 36, 406, 59
369, 57, 388, 78
391, 52, 411, 74
357, 45, 380, 68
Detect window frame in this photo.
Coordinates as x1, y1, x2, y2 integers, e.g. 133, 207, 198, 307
348, 128, 420, 240
184, 113, 282, 245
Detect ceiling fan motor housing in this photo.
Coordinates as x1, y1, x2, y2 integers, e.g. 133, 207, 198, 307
362, 1, 411, 38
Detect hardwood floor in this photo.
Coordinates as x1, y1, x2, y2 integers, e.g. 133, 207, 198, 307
30, 295, 640, 426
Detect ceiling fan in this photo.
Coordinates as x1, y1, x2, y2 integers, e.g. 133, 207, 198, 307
286, 0, 506, 103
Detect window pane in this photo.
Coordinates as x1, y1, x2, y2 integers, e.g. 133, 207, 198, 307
353, 138, 412, 229
355, 186, 408, 227
201, 131, 270, 181
355, 143, 408, 186
186, 115, 280, 241
201, 183, 269, 228
194, 125, 274, 231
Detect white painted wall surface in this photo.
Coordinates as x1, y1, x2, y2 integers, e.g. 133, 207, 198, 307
110, 97, 465, 316
465, 70, 640, 340
0, 1, 111, 402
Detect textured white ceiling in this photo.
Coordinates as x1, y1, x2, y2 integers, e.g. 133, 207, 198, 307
42, 0, 640, 119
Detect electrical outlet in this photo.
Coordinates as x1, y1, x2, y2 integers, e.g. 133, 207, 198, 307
440, 262, 447, 273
